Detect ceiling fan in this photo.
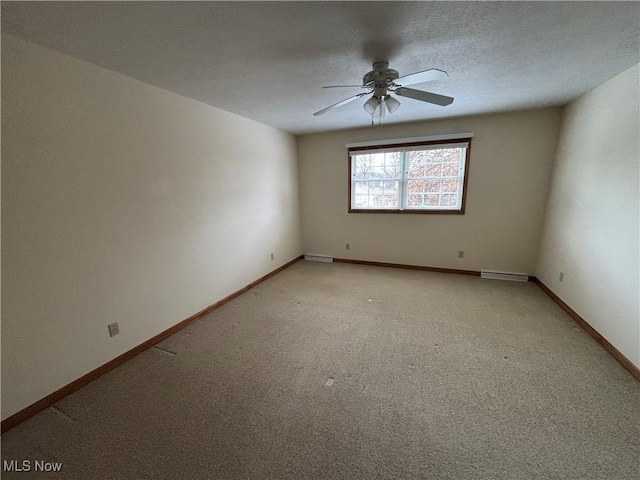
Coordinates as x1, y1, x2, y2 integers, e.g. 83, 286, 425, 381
313, 61, 454, 124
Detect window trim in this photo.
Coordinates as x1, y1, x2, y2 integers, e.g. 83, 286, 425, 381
347, 137, 472, 214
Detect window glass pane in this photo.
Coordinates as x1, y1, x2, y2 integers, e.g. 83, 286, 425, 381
354, 194, 369, 208
382, 152, 402, 180
442, 148, 461, 163
352, 154, 378, 180
409, 150, 426, 163
426, 149, 443, 163
353, 179, 400, 209
441, 194, 457, 206
408, 164, 424, 178
407, 180, 424, 193
425, 194, 440, 206
371, 166, 386, 178
373, 193, 398, 208
425, 180, 442, 193
442, 179, 458, 192
442, 163, 460, 176
354, 182, 369, 195
370, 179, 399, 208
406, 151, 425, 177
407, 194, 423, 206
353, 152, 402, 181
425, 164, 442, 177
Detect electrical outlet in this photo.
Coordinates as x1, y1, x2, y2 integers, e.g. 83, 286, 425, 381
108, 322, 120, 337
559, 272, 564, 282
346, 243, 350, 250
458, 251, 464, 258
270, 253, 274, 260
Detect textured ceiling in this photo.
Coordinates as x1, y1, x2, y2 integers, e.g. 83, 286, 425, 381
2, 1, 639, 135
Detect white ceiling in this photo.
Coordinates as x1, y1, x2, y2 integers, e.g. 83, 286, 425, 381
2, 1, 639, 135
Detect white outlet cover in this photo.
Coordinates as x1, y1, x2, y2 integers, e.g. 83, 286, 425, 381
108, 322, 120, 337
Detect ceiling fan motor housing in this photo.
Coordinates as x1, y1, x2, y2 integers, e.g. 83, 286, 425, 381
363, 61, 399, 96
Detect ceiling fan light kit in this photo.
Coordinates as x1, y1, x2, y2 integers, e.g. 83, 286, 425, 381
363, 96, 379, 114
314, 61, 454, 125
385, 95, 401, 113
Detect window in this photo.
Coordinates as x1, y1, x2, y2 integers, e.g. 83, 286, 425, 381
349, 138, 471, 213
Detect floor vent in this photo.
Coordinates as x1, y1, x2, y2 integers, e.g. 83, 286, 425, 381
304, 254, 334, 263
481, 270, 529, 282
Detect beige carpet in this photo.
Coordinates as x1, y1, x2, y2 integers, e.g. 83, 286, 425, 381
2, 260, 638, 479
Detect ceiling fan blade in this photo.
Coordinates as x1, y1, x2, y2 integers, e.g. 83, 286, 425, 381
394, 68, 448, 86
394, 87, 454, 106
313, 93, 369, 116
321, 85, 368, 89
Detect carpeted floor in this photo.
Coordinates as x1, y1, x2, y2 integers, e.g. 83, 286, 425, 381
2, 260, 638, 479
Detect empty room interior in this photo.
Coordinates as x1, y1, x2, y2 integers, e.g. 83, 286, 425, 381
1, 2, 639, 479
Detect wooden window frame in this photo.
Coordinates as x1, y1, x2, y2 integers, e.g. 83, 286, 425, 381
348, 137, 472, 214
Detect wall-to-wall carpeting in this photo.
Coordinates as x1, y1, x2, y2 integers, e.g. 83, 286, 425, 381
1, 261, 638, 479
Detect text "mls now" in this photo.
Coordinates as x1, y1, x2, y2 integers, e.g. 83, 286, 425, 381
3, 460, 63, 472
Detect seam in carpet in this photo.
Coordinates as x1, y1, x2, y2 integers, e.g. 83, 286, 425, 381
51, 405, 75, 422
125, 357, 173, 385
152, 346, 177, 356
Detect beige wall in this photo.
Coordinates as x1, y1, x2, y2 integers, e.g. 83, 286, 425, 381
1, 34, 302, 419
298, 108, 562, 274
536, 64, 640, 368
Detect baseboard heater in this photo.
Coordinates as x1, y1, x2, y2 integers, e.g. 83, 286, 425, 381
481, 270, 529, 282
304, 254, 333, 263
